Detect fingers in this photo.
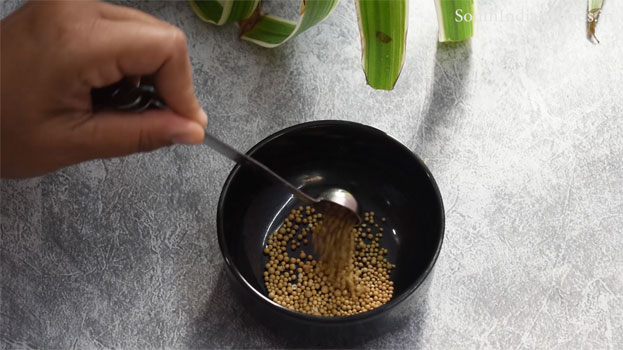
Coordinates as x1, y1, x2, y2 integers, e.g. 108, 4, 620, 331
151, 32, 208, 129
69, 110, 205, 161
83, 17, 207, 128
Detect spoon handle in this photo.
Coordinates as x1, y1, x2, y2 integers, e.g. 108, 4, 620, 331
202, 132, 317, 203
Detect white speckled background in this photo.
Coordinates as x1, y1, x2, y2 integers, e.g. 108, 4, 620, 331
1, 0, 622, 348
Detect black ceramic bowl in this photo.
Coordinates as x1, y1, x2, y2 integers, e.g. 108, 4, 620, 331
217, 121, 444, 344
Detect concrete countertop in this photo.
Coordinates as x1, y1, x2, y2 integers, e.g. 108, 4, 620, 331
2, 0, 622, 348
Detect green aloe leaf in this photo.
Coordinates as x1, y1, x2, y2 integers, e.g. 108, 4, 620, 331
355, 0, 408, 90
190, 0, 410, 89
190, 0, 260, 25
435, 0, 475, 42
587, 0, 605, 43
240, 0, 340, 48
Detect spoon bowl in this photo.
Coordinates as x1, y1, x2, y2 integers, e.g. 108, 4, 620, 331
317, 188, 361, 224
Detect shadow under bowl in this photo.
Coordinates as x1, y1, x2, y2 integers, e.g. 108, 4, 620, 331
217, 120, 444, 344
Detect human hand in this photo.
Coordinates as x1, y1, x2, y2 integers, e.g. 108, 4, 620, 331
1, 0, 207, 179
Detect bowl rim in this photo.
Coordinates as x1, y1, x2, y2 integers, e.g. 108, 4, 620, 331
217, 120, 445, 323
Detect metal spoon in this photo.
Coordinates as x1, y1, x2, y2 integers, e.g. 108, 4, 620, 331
91, 79, 361, 222
203, 131, 360, 222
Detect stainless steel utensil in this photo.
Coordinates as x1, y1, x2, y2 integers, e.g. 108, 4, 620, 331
92, 79, 361, 222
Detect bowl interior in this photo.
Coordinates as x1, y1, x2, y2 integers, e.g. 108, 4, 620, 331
218, 121, 444, 312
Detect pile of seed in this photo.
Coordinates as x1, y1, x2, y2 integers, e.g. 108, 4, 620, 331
263, 206, 394, 316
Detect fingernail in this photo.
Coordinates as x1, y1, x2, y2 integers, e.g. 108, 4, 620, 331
171, 134, 197, 145
199, 109, 208, 126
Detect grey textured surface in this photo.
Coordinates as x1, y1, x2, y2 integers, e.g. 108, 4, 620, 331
2, 0, 623, 348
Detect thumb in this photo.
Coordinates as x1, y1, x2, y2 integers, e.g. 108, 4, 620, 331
70, 110, 205, 160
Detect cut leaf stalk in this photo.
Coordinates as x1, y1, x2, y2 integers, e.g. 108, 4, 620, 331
190, 0, 260, 25
587, 0, 604, 43
355, 0, 408, 90
240, 0, 340, 48
435, 0, 475, 42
